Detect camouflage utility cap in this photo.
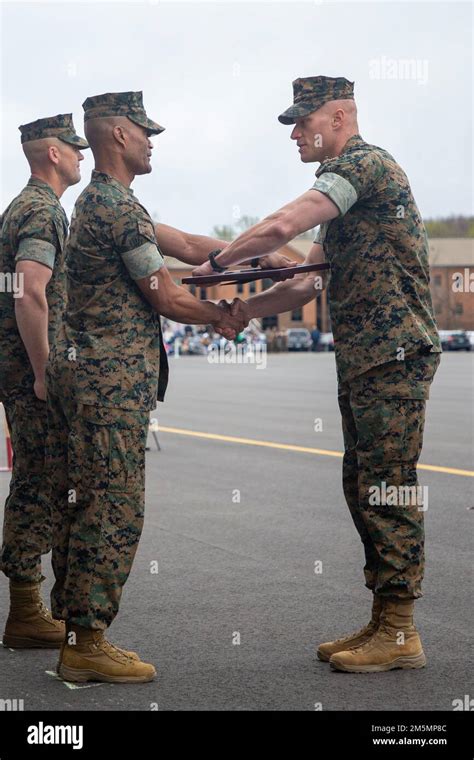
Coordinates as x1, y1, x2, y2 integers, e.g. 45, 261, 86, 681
82, 91, 165, 135
278, 76, 354, 125
19, 113, 89, 148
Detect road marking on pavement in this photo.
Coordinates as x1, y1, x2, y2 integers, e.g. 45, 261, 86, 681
45, 670, 106, 689
158, 426, 474, 478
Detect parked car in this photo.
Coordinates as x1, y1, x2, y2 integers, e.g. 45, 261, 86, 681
439, 330, 471, 351
319, 332, 335, 351
286, 328, 312, 351
465, 331, 474, 349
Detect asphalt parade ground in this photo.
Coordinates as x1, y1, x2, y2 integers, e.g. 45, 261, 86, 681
0, 352, 472, 712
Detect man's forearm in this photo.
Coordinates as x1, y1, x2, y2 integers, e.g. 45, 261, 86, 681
245, 275, 322, 319
217, 216, 286, 268
155, 281, 221, 325
211, 190, 339, 270
156, 222, 229, 266
15, 295, 49, 380
183, 233, 229, 265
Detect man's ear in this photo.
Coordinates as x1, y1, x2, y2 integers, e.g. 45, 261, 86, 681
47, 145, 61, 165
332, 108, 345, 129
112, 124, 127, 148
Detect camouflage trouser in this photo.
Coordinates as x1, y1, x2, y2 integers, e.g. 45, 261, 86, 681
337, 350, 441, 600
44, 384, 148, 630
0, 390, 51, 582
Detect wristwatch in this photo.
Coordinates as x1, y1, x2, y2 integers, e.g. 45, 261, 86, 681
208, 250, 227, 273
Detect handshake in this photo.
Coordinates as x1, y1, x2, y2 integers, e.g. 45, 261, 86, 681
212, 298, 250, 340
202, 251, 298, 341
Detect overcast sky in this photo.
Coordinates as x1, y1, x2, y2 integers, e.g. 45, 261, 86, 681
1, 0, 472, 234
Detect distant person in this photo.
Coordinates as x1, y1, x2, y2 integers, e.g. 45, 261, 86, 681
311, 326, 321, 352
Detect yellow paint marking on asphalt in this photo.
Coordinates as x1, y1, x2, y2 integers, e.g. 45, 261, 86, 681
415, 463, 474, 476
158, 426, 474, 478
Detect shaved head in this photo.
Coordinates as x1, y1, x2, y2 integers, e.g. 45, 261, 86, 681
319, 98, 358, 127
22, 135, 83, 192
22, 136, 62, 172
85, 115, 154, 180
84, 115, 132, 151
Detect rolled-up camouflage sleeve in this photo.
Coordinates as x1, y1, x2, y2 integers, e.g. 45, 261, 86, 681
15, 206, 62, 270
313, 224, 327, 245
112, 211, 164, 280
312, 151, 386, 215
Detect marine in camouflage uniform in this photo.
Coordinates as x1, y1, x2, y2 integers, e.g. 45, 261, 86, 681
0, 181, 67, 581
48, 92, 242, 683
46, 94, 168, 637
0, 114, 89, 648
46, 167, 167, 632
203, 76, 442, 672
311, 127, 441, 602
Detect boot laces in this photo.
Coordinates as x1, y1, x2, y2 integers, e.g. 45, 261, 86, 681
348, 629, 384, 654
37, 598, 54, 620
353, 622, 396, 653
107, 641, 135, 661
332, 622, 373, 644
93, 635, 134, 662
378, 621, 396, 637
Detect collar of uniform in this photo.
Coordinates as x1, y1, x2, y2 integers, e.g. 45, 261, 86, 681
27, 176, 60, 200
91, 170, 134, 196
339, 133, 366, 154
315, 134, 366, 177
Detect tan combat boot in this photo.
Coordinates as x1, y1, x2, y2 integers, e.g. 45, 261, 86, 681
58, 624, 156, 683
317, 595, 383, 662
56, 634, 139, 673
329, 598, 426, 673
2, 579, 65, 649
